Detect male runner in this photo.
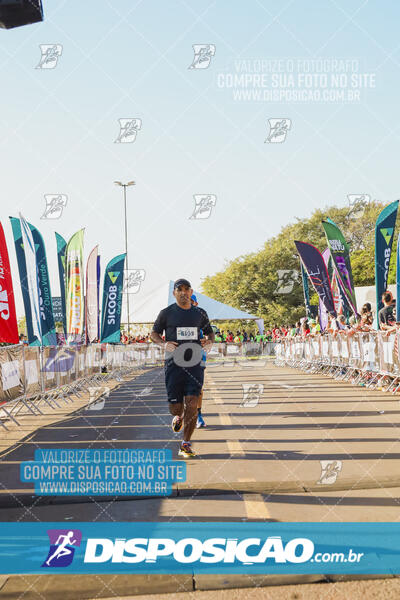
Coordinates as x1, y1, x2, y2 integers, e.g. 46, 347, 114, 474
151, 279, 214, 457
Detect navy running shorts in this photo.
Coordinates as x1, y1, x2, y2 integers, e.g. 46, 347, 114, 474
164, 360, 204, 403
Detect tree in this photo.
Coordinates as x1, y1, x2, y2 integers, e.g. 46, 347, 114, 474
17, 316, 26, 336
201, 199, 395, 328
54, 321, 63, 333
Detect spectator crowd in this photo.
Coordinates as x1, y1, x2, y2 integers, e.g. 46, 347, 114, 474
271, 291, 398, 339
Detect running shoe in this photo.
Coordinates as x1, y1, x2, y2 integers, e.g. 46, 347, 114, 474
196, 414, 206, 428
171, 415, 183, 433
178, 442, 196, 458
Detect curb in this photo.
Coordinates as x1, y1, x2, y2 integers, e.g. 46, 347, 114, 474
177, 475, 400, 496
0, 573, 395, 599
1, 474, 398, 509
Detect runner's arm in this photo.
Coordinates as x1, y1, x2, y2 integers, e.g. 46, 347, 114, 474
151, 309, 166, 346
151, 309, 178, 352
199, 310, 215, 349
150, 331, 177, 352
150, 331, 166, 346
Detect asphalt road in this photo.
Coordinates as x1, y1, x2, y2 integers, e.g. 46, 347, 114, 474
1, 359, 400, 523
1, 359, 400, 599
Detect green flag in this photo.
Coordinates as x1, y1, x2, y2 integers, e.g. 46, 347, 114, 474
322, 219, 357, 315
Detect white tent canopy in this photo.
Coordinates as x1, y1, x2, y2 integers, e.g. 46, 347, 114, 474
167, 281, 259, 321
123, 281, 259, 324
355, 284, 396, 315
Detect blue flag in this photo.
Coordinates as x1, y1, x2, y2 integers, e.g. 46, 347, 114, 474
295, 240, 336, 318
101, 253, 126, 343
10, 217, 40, 345
29, 222, 56, 346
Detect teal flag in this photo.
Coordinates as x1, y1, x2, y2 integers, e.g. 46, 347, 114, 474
100, 253, 126, 343
28, 222, 56, 346
10, 217, 39, 345
55, 232, 67, 333
375, 200, 398, 325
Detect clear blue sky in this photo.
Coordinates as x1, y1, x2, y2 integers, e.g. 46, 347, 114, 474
1, 0, 399, 317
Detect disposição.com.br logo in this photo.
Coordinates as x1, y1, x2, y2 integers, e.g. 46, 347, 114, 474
42, 529, 82, 568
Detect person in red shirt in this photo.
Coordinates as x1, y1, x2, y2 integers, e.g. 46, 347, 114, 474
300, 319, 310, 337
280, 326, 288, 337
272, 325, 281, 340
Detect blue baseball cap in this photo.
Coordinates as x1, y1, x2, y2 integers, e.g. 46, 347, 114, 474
191, 294, 197, 303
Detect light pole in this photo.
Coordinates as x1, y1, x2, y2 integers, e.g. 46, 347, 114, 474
114, 180, 135, 337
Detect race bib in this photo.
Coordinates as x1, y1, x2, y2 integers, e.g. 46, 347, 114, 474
176, 327, 198, 340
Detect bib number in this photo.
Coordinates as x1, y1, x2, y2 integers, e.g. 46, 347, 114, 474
176, 327, 198, 340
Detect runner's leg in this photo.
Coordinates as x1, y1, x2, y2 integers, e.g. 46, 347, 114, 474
183, 395, 198, 441
165, 360, 184, 431
196, 389, 206, 427
180, 364, 204, 454
197, 389, 203, 411
169, 402, 183, 418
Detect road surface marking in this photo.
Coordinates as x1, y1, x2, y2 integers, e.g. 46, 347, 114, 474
219, 414, 232, 426
206, 380, 223, 404
227, 441, 245, 455
239, 477, 270, 519
215, 399, 245, 454
218, 413, 244, 454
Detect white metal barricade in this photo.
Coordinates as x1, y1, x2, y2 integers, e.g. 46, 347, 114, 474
274, 331, 400, 395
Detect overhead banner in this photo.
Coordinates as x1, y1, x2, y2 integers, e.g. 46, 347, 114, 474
29, 221, 56, 346
55, 232, 67, 333
0, 222, 18, 344
375, 200, 398, 323
322, 218, 357, 315
65, 229, 84, 341
86, 245, 99, 343
300, 261, 312, 318
101, 253, 126, 343
294, 240, 336, 318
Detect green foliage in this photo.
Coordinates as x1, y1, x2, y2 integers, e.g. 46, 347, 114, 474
54, 321, 63, 333
201, 199, 396, 328
17, 316, 26, 336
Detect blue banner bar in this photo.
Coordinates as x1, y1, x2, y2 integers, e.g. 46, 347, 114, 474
0, 523, 399, 574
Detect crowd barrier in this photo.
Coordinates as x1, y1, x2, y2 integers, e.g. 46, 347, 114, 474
0, 341, 275, 429
207, 341, 276, 359
274, 331, 400, 392
0, 343, 164, 429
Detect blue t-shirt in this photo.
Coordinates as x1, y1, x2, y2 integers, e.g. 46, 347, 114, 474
199, 329, 206, 365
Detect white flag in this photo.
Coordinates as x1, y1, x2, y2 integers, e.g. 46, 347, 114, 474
86, 245, 99, 343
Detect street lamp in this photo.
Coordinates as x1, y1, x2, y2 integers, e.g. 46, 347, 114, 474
114, 180, 135, 337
